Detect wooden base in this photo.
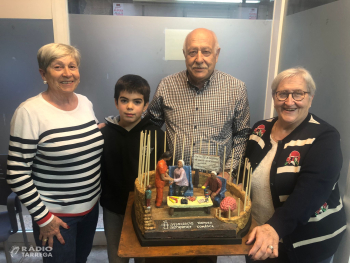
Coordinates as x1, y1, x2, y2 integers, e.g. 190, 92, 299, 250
132, 203, 252, 246
118, 193, 256, 258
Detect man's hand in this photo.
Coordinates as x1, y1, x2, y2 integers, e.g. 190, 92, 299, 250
39, 215, 69, 248
246, 224, 279, 260
161, 173, 173, 182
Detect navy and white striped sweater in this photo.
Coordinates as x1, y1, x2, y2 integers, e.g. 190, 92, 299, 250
6, 93, 104, 227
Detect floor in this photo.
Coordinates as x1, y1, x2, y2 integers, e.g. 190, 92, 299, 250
0, 245, 245, 263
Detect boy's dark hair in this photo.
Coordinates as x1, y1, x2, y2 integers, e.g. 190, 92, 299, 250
114, 74, 150, 104
161, 151, 172, 159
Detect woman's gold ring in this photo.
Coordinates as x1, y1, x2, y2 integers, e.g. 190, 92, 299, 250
43, 238, 48, 242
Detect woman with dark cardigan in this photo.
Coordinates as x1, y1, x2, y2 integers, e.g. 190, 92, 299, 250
244, 68, 346, 263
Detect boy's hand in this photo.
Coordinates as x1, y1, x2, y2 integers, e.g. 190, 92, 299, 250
97, 123, 106, 129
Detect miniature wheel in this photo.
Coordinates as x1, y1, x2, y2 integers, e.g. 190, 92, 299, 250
205, 207, 210, 214
169, 208, 174, 216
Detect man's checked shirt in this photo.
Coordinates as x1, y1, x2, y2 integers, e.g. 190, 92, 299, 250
147, 70, 250, 172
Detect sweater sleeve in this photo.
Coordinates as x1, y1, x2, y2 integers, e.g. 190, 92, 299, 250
88, 97, 99, 124
158, 160, 168, 175
203, 178, 210, 188
227, 84, 250, 171
173, 168, 185, 183
147, 81, 165, 127
266, 128, 343, 239
215, 178, 222, 194
6, 106, 54, 227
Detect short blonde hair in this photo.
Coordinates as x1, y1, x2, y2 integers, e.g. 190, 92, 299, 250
271, 67, 316, 97
37, 43, 81, 70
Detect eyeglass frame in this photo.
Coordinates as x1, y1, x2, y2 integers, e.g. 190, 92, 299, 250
274, 90, 310, 101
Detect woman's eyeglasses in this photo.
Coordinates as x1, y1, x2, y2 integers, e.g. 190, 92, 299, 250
275, 91, 309, 101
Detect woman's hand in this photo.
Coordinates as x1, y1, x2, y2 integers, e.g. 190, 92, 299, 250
39, 215, 70, 248
246, 224, 279, 260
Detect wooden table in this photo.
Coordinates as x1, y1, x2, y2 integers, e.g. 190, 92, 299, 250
118, 192, 257, 261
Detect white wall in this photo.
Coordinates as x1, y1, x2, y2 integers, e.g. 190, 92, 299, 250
278, 1, 350, 262
76, 0, 272, 19
0, 0, 52, 19
0, 0, 69, 44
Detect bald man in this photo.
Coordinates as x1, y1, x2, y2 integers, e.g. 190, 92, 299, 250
147, 28, 250, 176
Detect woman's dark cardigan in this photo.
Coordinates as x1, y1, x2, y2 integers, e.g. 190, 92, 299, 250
244, 113, 346, 263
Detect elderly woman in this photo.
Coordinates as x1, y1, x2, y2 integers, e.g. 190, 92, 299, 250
6, 43, 104, 262
172, 160, 189, 196
244, 68, 346, 263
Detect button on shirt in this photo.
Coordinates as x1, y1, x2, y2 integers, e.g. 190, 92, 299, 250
147, 70, 250, 170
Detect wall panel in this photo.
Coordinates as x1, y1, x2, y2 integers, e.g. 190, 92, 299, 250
0, 0, 52, 19
69, 14, 271, 127
0, 19, 54, 154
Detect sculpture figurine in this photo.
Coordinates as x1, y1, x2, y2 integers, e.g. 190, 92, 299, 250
171, 160, 189, 196
145, 185, 152, 208
204, 188, 209, 199
202, 171, 222, 206
155, 151, 174, 208
220, 196, 237, 215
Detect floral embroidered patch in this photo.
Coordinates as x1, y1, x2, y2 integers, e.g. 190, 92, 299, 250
315, 202, 328, 216
253, 124, 266, 138
285, 151, 301, 166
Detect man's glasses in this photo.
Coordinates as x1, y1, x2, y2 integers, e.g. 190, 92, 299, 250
275, 91, 309, 101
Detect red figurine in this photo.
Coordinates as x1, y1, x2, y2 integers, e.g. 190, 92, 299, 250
202, 171, 222, 200
155, 151, 173, 208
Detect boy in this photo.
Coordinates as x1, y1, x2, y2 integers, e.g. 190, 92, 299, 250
100, 75, 164, 263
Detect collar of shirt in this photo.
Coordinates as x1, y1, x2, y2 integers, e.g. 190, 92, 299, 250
186, 70, 218, 93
